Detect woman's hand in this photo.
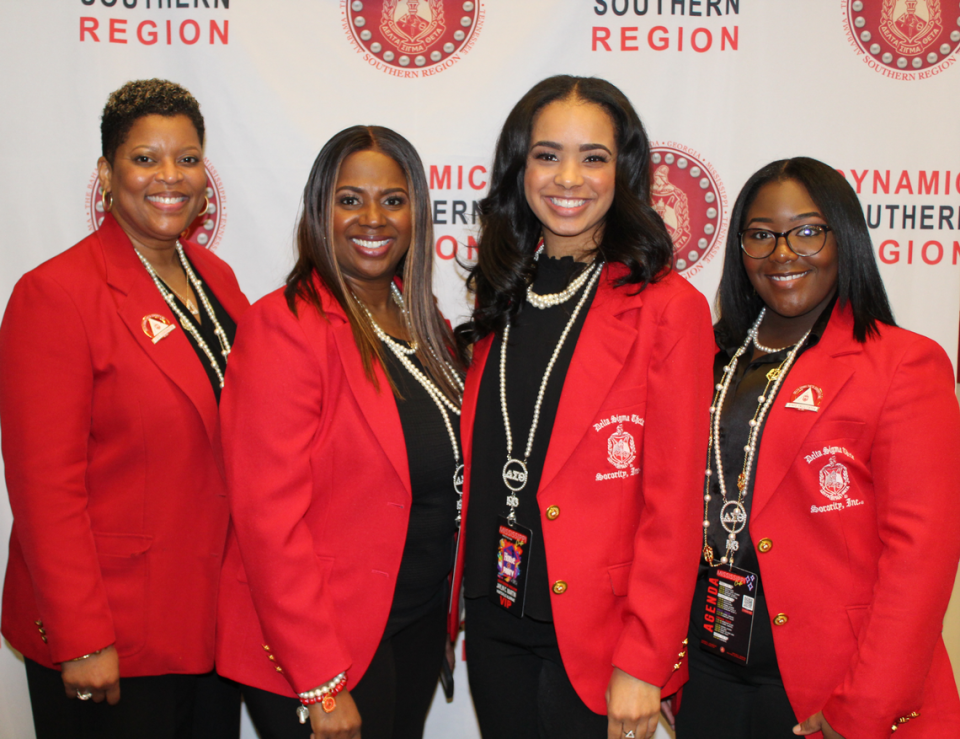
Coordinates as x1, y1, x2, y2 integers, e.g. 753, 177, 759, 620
794, 711, 846, 739
60, 645, 120, 704
605, 667, 661, 739
308, 689, 362, 739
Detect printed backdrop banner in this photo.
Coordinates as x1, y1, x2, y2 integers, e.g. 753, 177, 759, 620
1, 2, 959, 738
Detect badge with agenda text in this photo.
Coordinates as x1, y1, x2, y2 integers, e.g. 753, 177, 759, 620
697, 565, 757, 666
490, 517, 532, 618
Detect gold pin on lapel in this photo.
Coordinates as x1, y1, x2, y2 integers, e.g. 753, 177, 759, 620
141, 314, 176, 344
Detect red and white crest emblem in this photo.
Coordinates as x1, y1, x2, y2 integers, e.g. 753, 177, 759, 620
607, 424, 636, 470
87, 158, 226, 251
649, 144, 727, 278
344, 0, 483, 75
785, 384, 823, 412
819, 455, 850, 501
844, 0, 960, 77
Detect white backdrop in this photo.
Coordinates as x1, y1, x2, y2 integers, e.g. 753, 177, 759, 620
2, 2, 959, 737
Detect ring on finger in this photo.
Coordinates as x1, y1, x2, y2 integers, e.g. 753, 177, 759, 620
624, 731, 636, 738
76, 689, 93, 700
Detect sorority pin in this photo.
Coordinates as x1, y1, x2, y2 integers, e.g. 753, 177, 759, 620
785, 384, 822, 412
141, 314, 176, 344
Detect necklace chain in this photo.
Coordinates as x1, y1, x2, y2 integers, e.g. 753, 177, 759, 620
525, 241, 595, 310
702, 307, 811, 567
134, 242, 232, 388
500, 259, 604, 524
353, 284, 465, 524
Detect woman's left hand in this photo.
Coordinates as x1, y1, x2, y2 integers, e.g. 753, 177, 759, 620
605, 667, 661, 739
794, 711, 846, 739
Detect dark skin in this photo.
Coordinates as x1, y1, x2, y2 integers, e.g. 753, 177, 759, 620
97, 114, 207, 323
745, 180, 844, 739
306, 148, 416, 739
66, 114, 208, 706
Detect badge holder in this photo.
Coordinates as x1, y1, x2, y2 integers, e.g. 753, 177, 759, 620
698, 564, 758, 666
489, 516, 532, 618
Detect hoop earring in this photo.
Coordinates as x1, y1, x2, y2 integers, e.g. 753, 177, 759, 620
101, 188, 113, 213
201, 196, 211, 217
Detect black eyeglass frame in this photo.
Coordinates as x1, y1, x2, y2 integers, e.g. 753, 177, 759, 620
738, 224, 833, 259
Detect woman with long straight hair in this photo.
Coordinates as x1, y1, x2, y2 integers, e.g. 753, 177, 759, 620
216, 125, 465, 739
675, 157, 960, 739
450, 75, 714, 739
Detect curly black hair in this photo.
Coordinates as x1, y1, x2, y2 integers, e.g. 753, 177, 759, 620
100, 79, 204, 164
456, 75, 674, 347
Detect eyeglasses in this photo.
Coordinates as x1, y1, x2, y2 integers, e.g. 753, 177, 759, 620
739, 224, 832, 259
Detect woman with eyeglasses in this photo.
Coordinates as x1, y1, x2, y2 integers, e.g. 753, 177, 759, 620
672, 157, 960, 739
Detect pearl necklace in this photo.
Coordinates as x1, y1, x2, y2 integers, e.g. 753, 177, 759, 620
752, 334, 786, 354
500, 259, 604, 524
134, 242, 232, 388
525, 242, 596, 310
353, 284, 465, 524
702, 308, 811, 566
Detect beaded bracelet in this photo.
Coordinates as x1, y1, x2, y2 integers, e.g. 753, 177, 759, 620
296, 672, 347, 723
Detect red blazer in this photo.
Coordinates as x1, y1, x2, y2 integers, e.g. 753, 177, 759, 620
216, 281, 418, 696
0, 213, 249, 676
743, 306, 960, 738
449, 266, 715, 713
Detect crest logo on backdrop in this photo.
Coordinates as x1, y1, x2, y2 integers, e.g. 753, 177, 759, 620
344, 0, 483, 76
649, 144, 727, 279
844, 0, 960, 79
86, 159, 226, 251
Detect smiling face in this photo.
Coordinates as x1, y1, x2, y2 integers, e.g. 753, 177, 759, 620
97, 114, 206, 253
332, 149, 412, 295
523, 97, 617, 259
742, 178, 839, 338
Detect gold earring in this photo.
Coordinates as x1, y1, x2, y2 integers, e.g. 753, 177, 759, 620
201, 196, 211, 217
101, 188, 113, 212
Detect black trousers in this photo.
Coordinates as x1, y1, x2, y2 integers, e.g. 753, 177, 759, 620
242, 600, 447, 739
464, 597, 608, 739
25, 660, 241, 739
675, 660, 798, 739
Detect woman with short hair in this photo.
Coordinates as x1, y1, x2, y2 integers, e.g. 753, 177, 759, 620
0, 78, 248, 739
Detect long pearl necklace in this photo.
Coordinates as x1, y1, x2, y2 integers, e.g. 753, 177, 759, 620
134, 242, 232, 388
702, 307, 811, 566
525, 242, 596, 310
500, 258, 604, 524
354, 284, 465, 523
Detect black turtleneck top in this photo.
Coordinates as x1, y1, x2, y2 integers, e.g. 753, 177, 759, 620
464, 256, 599, 621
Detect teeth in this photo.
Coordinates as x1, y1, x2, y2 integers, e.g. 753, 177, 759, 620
550, 198, 586, 208
770, 272, 807, 282
353, 238, 390, 249
147, 195, 187, 204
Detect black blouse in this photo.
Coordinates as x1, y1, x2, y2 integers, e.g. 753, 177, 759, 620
687, 299, 835, 683
464, 256, 598, 621
381, 342, 461, 638
169, 256, 237, 403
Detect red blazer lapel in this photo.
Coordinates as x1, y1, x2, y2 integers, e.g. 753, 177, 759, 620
181, 240, 249, 323
539, 267, 642, 494
98, 215, 219, 445
751, 308, 860, 520
327, 295, 411, 497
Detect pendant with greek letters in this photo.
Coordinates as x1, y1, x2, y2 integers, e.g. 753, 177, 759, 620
502, 458, 528, 492
720, 501, 747, 534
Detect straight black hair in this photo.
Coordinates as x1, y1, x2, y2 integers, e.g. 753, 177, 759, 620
285, 125, 464, 403
715, 157, 895, 346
